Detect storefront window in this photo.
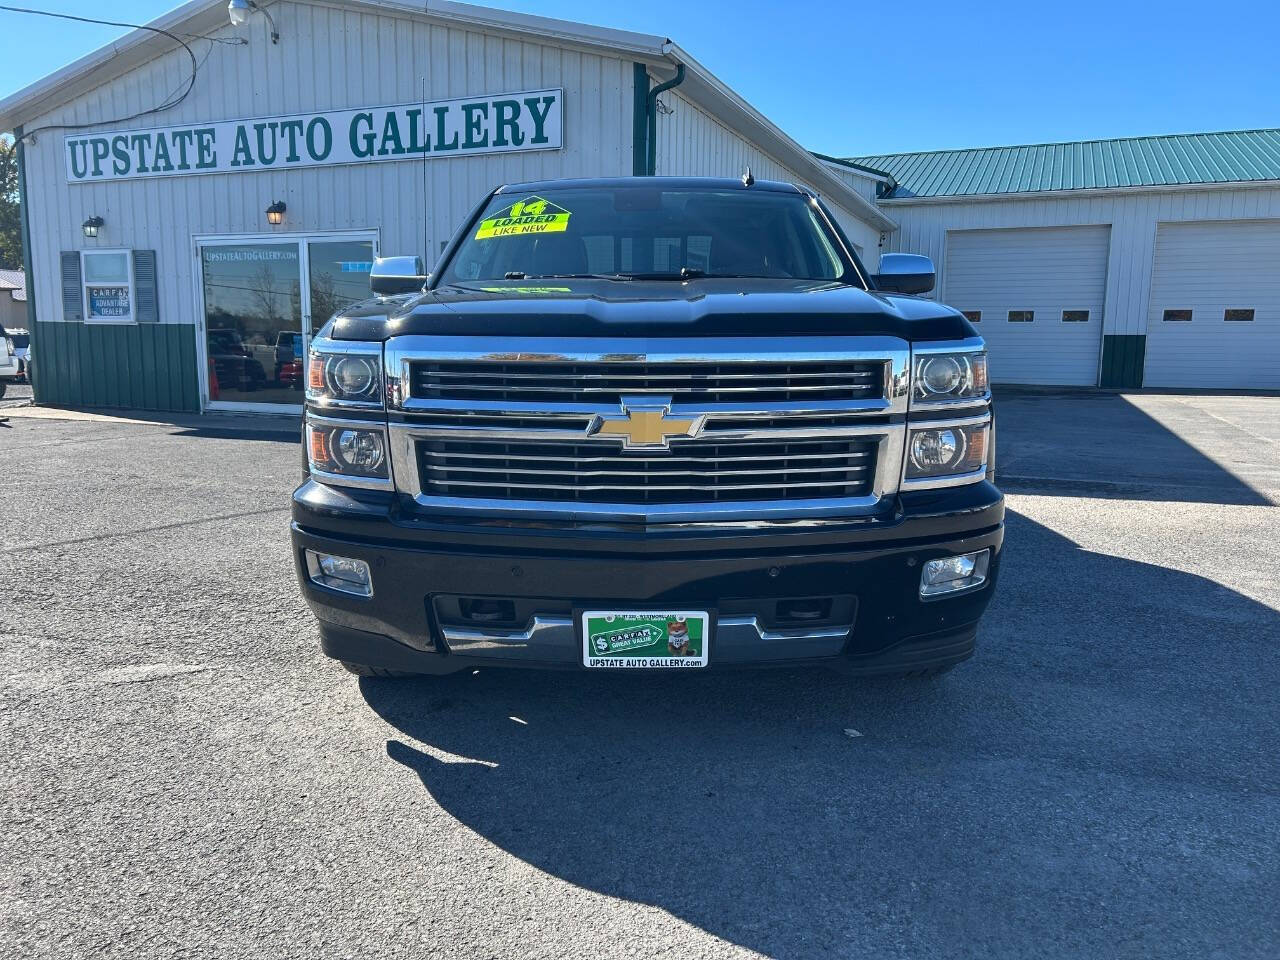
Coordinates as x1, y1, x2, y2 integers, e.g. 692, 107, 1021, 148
199, 235, 376, 408
83, 251, 134, 323
201, 243, 302, 405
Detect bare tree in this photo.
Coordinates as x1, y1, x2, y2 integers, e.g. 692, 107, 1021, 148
247, 263, 283, 323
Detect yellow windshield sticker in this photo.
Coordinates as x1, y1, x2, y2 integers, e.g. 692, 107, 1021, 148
475, 196, 571, 239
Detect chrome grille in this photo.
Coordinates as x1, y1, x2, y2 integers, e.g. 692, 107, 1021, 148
410, 359, 886, 405
417, 435, 878, 504
385, 335, 911, 523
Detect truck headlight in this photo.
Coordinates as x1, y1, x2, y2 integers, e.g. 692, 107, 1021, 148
912, 350, 987, 404
307, 418, 392, 488
307, 350, 383, 407
904, 421, 989, 485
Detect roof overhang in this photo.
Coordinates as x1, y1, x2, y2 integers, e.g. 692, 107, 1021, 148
0, 0, 895, 232
877, 178, 1280, 206
0, 0, 673, 135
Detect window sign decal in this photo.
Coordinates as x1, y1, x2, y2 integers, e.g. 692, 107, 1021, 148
63, 89, 563, 183
474, 196, 571, 239
87, 285, 131, 319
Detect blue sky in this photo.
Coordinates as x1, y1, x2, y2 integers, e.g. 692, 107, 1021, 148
2, 0, 1278, 155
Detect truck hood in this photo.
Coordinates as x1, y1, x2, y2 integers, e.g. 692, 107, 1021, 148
324, 277, 975, 342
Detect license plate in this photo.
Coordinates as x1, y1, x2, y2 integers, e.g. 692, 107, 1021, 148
581, 610, 709, 668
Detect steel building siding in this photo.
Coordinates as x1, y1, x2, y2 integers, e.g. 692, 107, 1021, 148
32, 320, 200, 411
880, 186, 1280, 327
856, 130, 1280, 390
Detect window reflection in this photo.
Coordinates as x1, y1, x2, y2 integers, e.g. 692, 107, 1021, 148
201, 239, 375, 406
309, 240, 375, 326
202, 243, 302, 404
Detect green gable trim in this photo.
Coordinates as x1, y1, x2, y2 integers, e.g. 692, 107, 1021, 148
1100, 334, 1146, 389
631, 63, 649, 177
32, 321, 200, 413
850, 128, 1280, 199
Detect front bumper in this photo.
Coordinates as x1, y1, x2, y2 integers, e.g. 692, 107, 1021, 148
290, 478, 1004, 675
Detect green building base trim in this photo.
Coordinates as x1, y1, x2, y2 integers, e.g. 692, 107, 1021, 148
32, 321, 200, 413
1100, 334, 1146, 389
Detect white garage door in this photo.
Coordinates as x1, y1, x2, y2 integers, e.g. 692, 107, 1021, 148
943, 225, 1111, 385
1145, 219, 1280, 389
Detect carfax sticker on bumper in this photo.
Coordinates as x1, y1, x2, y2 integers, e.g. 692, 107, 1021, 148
581, 611, 709, 668
474, 196, 571, 239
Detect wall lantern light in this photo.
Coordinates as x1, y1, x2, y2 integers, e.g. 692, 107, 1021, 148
82, 216, 104, 238
227, 0, 279, 43
265, 201, 287, 226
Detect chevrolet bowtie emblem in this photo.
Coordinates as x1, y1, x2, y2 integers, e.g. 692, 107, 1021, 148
588, 396, 705, 450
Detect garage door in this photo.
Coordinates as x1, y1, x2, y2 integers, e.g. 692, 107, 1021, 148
1145, 219, 1280, 389
943, 225, 1111, 385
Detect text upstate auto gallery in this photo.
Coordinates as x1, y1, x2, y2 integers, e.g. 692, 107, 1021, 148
64, 89, 563, 181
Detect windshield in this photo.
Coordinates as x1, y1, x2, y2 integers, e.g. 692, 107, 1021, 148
436, 185, 855, 286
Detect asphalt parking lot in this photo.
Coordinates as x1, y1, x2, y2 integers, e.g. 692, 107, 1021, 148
2, 391, 1278, 959
0, 382, 33, 409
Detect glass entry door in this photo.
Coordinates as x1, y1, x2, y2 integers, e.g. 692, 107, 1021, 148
198, 233, 377, 410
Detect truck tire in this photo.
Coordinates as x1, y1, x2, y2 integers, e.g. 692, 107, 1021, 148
0, 382, 7, 399
340, 661, 413, 678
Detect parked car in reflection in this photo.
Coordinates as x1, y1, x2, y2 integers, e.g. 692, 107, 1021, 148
274, 332, 305, 389
207, 329, 267, 393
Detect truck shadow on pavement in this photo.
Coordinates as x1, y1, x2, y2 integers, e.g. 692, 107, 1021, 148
995, 391, 1274, 506
362, 510, 1280, 958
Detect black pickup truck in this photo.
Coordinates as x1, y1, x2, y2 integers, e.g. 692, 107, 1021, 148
291, 176, 1002, 678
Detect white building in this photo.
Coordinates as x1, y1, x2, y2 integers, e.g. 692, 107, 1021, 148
843, 132, 1280, 390
0, 269, 25, 331
0, 0, 895, 413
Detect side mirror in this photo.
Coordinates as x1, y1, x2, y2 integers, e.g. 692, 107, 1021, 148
370, 255, 427, 296
874, 253, 935, 295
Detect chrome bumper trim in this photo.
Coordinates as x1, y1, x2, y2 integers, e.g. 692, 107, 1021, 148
441, 614, 853, 660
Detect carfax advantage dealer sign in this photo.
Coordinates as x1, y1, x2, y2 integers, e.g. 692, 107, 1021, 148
63, 88, 562, 183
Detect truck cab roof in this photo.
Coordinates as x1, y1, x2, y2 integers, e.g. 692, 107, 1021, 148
495, 176, 806, 196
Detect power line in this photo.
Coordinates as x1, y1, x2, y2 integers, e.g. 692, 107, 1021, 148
0, 4, 212, 142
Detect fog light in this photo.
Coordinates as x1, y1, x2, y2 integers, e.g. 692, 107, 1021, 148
305, 550, 372, 597
920, 549, 990, 598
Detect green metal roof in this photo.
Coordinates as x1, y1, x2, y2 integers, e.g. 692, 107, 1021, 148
847, 129, 1280, 199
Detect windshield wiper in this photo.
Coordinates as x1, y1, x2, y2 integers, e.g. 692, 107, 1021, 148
603, 269, 766, 281
497, 269, 763, 282
518, 273, 636, 281
495, 272, 618, 281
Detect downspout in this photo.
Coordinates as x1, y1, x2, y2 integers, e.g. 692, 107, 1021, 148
13, 124, 38, 400
645, 62, 685, 176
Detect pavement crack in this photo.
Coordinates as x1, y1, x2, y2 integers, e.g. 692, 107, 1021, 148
0, 506, 292, 556
1171, 396, 1276, 446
